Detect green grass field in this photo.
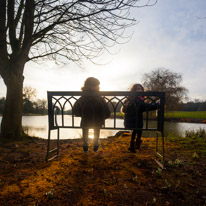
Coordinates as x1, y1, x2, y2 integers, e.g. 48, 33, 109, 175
115, 111, 206, 119
165, 111, 206, 119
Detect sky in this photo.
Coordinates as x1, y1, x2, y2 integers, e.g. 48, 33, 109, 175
0, 0, 206, 101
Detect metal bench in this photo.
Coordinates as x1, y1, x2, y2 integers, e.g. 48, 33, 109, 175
46, 91, 165, 168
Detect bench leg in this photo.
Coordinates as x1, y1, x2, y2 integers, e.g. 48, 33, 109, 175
155, 132, 165, 169
46, 129, 51, 162
46, 128, 60, 162
57, 128, 60, 155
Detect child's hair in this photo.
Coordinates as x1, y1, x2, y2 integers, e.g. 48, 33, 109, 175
130, 84, 144, 92
81, 77, 100, 91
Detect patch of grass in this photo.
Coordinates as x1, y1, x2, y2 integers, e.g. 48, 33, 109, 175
154, 167, 163, 178
167, 132, 206, 157
167, 159, 184, 168
111, 112, 124, 118
165, 111, 206, 119
185, 128, 206, 138
163, 179, 171, 191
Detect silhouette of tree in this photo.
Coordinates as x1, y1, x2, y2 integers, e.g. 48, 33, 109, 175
0, 0, 156, 138
23, 86, 37, 114
142, 68, 188, 111
35, 99, 47, 115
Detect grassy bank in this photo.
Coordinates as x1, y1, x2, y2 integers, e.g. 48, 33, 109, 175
165, 111, 206, 119
114, 111, 206, 123
0, 133, 206, 205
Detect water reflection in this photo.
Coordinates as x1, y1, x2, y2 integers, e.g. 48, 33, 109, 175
0, 116, 206, 139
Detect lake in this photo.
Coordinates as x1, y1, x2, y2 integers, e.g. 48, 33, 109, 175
0, 116, 206, 139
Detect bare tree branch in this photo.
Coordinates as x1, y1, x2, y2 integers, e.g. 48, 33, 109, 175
0, 0, 157, 138
1, 0, 157, 67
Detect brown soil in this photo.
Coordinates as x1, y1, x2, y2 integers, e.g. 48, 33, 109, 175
0, 133, 206, 206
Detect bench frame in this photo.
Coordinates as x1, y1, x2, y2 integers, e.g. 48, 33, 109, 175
46, 91, 165, 168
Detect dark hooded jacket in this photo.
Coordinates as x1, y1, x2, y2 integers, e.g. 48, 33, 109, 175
122, 97, 158, 129
73, 92, 110, 128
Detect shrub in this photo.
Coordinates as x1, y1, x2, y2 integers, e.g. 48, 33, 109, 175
185, 128, 206, 138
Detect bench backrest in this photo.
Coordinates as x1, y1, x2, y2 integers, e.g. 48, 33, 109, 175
47, 91, 165, 133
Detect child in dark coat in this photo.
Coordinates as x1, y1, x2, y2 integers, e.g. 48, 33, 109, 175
73, 77, 110, 152
122, 84, 158, 152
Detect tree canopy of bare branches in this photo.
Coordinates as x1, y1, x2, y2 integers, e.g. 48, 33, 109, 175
142, 68, 188, 111
0, 0, 156, 138
1, 0, 157, 66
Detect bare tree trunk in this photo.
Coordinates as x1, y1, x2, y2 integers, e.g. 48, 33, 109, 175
1, 72, 24, 139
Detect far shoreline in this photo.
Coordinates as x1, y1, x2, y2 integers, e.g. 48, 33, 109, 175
164, 117, 206, 124
1, 114, 206, 124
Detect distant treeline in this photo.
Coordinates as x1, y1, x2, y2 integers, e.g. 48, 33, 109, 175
178, 101, 206, 111
1, 97, 206, 115
0, 97, 47, 115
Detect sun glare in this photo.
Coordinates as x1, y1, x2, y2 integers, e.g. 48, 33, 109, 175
88, 129, 94, 139
85, 62, 130, 91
